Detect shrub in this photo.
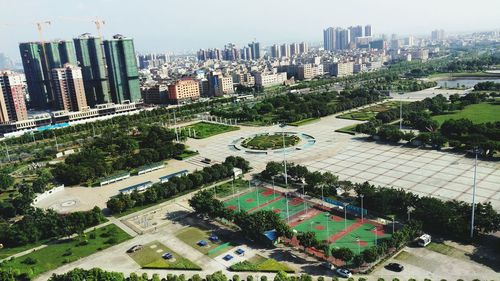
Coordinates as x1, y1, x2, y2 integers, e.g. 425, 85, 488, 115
233, 275, 240, 281
89, 232, 96, 239
62, 248, 72, 257
247, 276, 254, 281
21, 257, 37, 265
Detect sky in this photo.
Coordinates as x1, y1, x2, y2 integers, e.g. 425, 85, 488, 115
1, 0, 499, 62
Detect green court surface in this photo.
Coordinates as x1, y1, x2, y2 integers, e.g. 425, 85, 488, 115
224, 187, 281, 211
330, 222, 391, 253
250, 196, 307, 220
175, 227, 235, 257
292, 212, 357, 241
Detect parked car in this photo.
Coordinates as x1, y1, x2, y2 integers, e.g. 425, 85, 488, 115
386, 262, 404, 272
321, 262, 335, 270
335, 268, 352, 278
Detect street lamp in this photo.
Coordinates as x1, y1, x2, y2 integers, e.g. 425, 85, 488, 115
399, 92, 404, 130
470, 147, 478, 238
360, 194, 364, 223
53, 131, 59, 151
343, 203, 349, 230
407, 206, 415, 221
3, 142, 10, 162
372, 227, 378, 246
280, 123, 290, 223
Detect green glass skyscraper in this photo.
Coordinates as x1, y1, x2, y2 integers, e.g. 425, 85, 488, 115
74, 33, 111, 107
103, 34, 140, 104
19, 40, 77, 109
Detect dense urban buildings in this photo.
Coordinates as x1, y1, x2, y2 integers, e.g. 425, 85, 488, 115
103, 34, 141, 104
323, 24, 373, 51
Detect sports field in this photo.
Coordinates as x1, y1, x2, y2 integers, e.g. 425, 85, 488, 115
222, 186, 391, 253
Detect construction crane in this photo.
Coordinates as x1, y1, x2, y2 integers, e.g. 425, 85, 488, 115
92, 18, 105, 39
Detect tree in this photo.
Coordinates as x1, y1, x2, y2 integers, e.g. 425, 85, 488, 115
331, 247, 354, 262
274, 271, 290, 281
262, 161, 283, 179
362, 247, 379, 263
0, 173, 14, 190
296, 231, 320, 249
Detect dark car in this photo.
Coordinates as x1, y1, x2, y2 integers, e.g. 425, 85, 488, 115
386, 262, 404, 272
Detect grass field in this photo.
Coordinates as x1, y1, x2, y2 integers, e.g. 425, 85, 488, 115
334, 124, 358, 135
288, 118, 320, 127
176, 227, 236, 258
0, 240, 49, 260
221, 187, 391, 254
229, 254, 294, 272
128, 241, 201, 270
0, 224, 132, 278
182, 122, 239, 139
428, 72, 500, 79
337, 101, 404, 121
242, 134, 300, 150
432, 102, 500, 125
174, 149, 199, 160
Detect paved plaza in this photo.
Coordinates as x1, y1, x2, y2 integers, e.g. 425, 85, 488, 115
186, 113, 500, 210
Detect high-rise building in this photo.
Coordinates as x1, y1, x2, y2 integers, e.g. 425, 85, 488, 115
349, 25, 363, 44
365, 25, 372, 37
280, 44, 290, 58
431, 29, 446, 41
19, 40, 78, 109
51, 64, 87, 112
0, 71, 28, 123
299, 42, 309, 54
248, 41, 260, 60
290, 43, 299, 56
103, 34, 141, 103
74, 33, 111, 107
323, 27, 337, 51
338, 28, 351, 50
270, 44, 281, 58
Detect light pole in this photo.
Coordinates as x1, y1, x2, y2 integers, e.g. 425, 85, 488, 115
255, 180, 260, 206
281, 123, 290, 222
399, 92, 404, 130
360, 194, 364, 223
3, 142, 10, 162
343, 203, 349, 230
53, 131, 59, 151
173, 108, 179, 142
407, 206, 415, 221
272, 176, 276, 199
372, 227, 378, 246
321, 184, 324, 205
356, 237, 361, 254
470, 148, 478, 238
326, 213, 330, 238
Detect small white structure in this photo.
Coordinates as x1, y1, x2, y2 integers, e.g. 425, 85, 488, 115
233, 167, 243, 178
417, 234, 431, 247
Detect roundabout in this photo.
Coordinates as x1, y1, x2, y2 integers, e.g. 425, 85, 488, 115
230, 131, 316, 155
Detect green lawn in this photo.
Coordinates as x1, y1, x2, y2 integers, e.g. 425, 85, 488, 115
176, 227, 236, 257
174, 149, 199, 160
230, 254, 294, 273
428, 72, 500, 79
337, 101, 404, 121
0, 224, 132, 278
334, 124, 358, 135
182, 122, 239, 139
0, 239, 49, 260
432, 102, 500, 125
288, 118, 320, 127
128, 241, 201, 270
242, 133, 300, 150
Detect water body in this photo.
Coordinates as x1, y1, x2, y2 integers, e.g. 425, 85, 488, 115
437, 78, 500, 89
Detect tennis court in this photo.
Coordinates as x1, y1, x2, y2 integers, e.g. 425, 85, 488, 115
222, 186, 391, 254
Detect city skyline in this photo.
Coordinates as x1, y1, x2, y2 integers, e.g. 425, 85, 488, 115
1, 0, 500, 61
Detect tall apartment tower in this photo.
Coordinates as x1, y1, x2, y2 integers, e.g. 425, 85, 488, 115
103, 34, 141, 103
248, 41, 260, 59
19, 40, 77, 109
365, 25, 372, 37
0, 71, 28, 122
270, 44, 281, 58
349, 25, 363, 44
299, 42, 309, 54
280, 44, 290, 58
51, 64, 87, 112
338, 28, 351, 50
74, 33, 111, 107
323, 27, 337, 51
52, 64, 87, 111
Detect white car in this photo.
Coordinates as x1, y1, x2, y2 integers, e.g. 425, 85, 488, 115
336, 268, 352, 278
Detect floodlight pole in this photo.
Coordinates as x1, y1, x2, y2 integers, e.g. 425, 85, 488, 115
272, 176, 276, 199
470, 148, 478, 239
282, 123, 290, 222
344, 203, 348, 230
360, 194, 364, 223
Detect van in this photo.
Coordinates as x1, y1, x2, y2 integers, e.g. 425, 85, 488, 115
417, 234, 431, 247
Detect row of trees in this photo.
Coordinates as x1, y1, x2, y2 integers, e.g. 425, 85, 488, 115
0, 206, 105, 247
106, 156, 250, 214
52, 126, 185, 186
212, 88, 382, 124
474, 81, 500, 91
